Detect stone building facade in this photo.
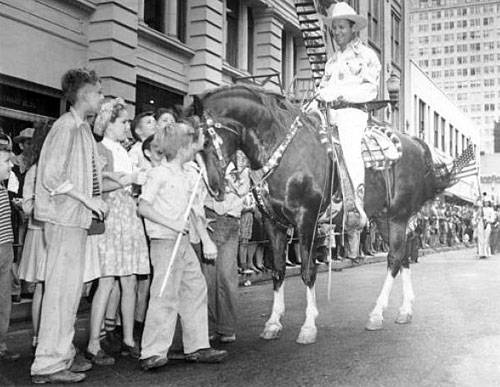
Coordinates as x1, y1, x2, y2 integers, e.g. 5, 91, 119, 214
0, 0, 407, 138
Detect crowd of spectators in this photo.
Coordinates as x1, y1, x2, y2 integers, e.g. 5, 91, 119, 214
1, 68, 236, 384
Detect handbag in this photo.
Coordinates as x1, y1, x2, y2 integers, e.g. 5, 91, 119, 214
88, 217, 105, 235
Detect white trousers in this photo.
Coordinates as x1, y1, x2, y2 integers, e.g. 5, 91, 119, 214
140, 237, 209, 359
328, 108, 368, 191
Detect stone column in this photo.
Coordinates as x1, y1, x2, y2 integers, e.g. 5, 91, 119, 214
253, 8, 284, 92
88, 0, 138, 108
187, 0, 224, 95
283, 32, 295, 91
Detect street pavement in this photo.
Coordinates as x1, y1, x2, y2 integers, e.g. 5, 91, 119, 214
2, 247, 500, 387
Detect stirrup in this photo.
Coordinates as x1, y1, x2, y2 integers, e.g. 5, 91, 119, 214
345, 184, 367, 231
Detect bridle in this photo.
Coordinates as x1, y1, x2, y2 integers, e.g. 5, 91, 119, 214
203, 112, 241, 166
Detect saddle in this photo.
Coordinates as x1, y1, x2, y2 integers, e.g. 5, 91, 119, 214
361, 126, 403, 170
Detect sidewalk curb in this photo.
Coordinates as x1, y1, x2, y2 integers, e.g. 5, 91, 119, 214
238, 244, 476, 287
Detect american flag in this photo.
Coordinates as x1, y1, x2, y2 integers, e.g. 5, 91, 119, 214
453, 144, 477, 179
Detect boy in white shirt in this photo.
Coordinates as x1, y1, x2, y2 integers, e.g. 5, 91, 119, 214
138, 122, 227, 370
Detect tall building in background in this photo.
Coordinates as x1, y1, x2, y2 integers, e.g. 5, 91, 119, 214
409, 0, 500, 154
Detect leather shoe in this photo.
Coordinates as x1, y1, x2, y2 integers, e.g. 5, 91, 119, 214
69, 353, 92, 372
121, 341, 140, 359
31, 370, 86, 384
85, 349, 115, 366
184, 347, 228, 363
140, 355, 168, 370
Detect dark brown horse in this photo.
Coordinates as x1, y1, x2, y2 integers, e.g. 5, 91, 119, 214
187, 85, 455, 344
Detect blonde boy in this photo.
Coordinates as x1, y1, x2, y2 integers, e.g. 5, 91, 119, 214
138, 122, 227, 370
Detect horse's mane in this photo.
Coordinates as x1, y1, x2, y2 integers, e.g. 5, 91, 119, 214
201, 85, 318, 147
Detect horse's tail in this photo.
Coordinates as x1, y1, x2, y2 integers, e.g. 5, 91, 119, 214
413, 138, 455, 200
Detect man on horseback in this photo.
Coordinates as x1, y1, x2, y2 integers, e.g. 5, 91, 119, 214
317, 2, 381, 230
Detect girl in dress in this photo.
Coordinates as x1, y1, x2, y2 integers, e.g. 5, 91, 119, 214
85, 98, 149, 365
18, 121, 52, 351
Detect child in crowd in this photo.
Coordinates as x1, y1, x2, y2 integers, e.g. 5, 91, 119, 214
138, 122, 227, 371
31, 68, 108, 384
128, 111, 157, 172
85, 98, 150, 365
127, 111, 157, 340
17, 122, 52, 353
0, 133, 19, 361
142, 134, 164, 167
155, 107, 177, 131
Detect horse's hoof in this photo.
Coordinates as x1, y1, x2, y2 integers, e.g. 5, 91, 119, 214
296, 326, 317, 345
365, 318, 384, 331
260, 324, 282, 340
395, 312, 412, 324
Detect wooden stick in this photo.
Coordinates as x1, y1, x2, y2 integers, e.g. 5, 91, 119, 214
159, 169, 203, 297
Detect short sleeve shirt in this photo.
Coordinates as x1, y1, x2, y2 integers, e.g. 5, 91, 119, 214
140, 161, 195, 239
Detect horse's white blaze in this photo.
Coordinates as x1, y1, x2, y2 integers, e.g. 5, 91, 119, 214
399, 267, 414, 315
260, 284, 285, 340
369, 270, 394, 323
297, 286, 318, 344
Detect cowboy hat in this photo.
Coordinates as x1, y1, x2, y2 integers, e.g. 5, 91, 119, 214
321, 2, 367, 31
14, 127, 35, 143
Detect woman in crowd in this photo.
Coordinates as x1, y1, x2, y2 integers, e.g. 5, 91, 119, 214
18, 122, 52, 352
85, 98, 150, 365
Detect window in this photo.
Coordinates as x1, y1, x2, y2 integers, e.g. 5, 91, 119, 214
440, 118, 445, 152
368, 0, 382, 49
470, 43, 481, 51
247, 8, 254, 73
225, 0, 239, 67
418, 99, 426, 138
391, 11, 401, 66
434, 113, 439, 148
484, 17, 494, 26
484, 54, 495, 62
470, 67, 481, 76
143, 0, 187, 42
449, 125, 453, 155
144, 0, 163, 32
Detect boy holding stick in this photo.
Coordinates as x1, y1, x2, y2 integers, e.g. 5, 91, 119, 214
138, 122, 227, 370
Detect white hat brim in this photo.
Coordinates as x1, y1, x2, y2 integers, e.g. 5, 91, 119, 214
321, 14, 367, 31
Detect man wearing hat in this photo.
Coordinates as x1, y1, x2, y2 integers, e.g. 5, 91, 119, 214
12, 127, 35, 195
318, 2, 381, 231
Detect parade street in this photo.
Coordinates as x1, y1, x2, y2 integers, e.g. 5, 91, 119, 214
2, 247, 500, 387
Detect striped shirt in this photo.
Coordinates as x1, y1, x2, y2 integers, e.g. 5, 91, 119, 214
0, 186, 13, 245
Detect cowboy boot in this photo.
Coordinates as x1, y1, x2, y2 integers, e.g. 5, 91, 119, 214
345, 184, 367, 231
